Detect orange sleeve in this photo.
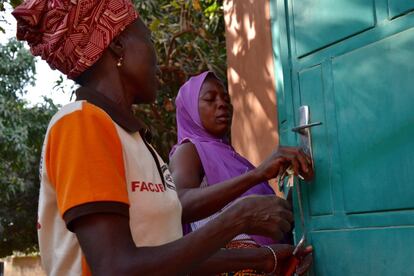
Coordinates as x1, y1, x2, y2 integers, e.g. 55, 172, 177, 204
45, 102, 129, 218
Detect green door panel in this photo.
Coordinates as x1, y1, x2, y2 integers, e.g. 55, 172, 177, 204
332, 27, 414, 214
298, 66, 333, 216
311, 227, 414, 276
388, 0, 414, 19
271, 0, 414, 275
309, 210, 414, 231
292, 0, 375, 57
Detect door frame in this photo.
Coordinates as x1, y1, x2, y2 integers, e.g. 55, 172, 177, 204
269, 0, 308, 243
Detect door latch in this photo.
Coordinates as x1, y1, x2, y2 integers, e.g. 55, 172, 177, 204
292, 105, 322, 166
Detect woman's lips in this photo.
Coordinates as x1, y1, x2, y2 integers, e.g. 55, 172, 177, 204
216, 115, 231, 123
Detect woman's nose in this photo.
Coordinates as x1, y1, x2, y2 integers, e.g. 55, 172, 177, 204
217, 101, 231, 112
217, 98, 228, 108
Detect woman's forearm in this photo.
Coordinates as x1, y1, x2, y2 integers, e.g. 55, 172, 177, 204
75, 196, 291, 276
179, 169, 264, 223
134, 208, 248, 275
124, 196, 288, 276
76, 203, 248, 275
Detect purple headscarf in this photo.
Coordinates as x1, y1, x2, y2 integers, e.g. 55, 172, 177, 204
170, 71, 276, 245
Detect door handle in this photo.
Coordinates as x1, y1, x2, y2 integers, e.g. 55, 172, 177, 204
292, 122, 322, 133
291, 105, 322, 167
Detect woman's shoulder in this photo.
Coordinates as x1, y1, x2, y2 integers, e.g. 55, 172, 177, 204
169, 141, 203, 173
48, 100, 112, 130
171, 141, 199, 161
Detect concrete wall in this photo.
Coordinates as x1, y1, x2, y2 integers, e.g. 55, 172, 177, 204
223, 0, 278, 167
2, 256, 45, 276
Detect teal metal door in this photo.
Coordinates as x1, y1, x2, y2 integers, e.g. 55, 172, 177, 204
270, 1, 414, 275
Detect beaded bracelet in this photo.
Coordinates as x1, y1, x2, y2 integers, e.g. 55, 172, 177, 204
264, 245, 278, 274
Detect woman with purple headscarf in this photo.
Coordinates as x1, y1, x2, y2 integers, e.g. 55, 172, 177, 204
170, 71, 313, 274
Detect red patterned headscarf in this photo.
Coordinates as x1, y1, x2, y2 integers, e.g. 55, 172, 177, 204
12, 0, 138, 79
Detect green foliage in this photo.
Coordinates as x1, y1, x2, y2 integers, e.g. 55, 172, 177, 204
0, 0, 22, 9
0, 0, 22, 33
0, 39, 58, 257
0, 101, 58, 258
0, 39, 35, 97
133, 0, 226, 160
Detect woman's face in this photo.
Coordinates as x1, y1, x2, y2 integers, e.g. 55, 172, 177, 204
122, 18, 159, 104
198, 76, 233, 138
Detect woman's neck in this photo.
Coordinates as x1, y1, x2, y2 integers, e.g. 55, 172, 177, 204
80, 66, 134, 113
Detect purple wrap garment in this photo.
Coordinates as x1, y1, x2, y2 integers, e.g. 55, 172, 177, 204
170, 71, 276, 246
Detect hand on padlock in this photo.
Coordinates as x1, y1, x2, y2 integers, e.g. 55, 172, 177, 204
255, 146, 313, 183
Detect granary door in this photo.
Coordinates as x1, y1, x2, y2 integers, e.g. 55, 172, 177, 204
270, 0, 414, 275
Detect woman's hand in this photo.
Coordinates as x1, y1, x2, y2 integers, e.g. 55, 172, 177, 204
227, 195, 293, 241
255, 146, 314, 182
263, 244, 313, 275
295, 247, 313, 275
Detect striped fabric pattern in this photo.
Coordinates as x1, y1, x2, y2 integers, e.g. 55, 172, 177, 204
12, 0, 138, 79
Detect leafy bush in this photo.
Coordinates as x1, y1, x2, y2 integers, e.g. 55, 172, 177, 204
0, 39, 58, 257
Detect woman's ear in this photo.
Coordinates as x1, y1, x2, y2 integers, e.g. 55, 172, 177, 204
108, 36, 125, 60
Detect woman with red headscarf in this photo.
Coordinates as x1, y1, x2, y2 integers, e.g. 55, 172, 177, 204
12, 0, 311, 275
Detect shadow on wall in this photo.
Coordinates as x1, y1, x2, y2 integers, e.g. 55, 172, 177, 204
224, 0, 279, 166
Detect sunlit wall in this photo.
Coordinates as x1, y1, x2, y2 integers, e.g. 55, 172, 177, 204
223, 0, 279, 166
